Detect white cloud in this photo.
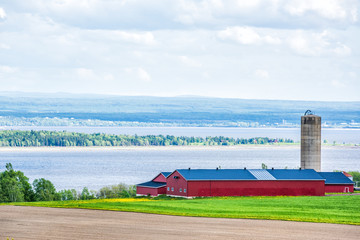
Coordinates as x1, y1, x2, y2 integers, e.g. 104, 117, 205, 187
348, 72, 357, 78
287, 30, 352, 56
174, 0, 222, 25
76, 68, 116, 82
0, 43, 10, 49
0, 1, 359, 101
179, 56, 202, 67
255, 69, 269, 79
112, 31, 156, 45
137, 68, 151, 82
85, 30, 156, 45
0, 65, 17, 73
125, 67, 151, 82
235, 0, 261, 9
263, 35, 282, 45
76, 68, 95, 79
103, 73, 114, 81
2, 0, 359, 30
350, 7, 358, 22
218, 26, 281, 45
333, 43, 352, 56
331, 79, 346, 87
0, 7, 6, 19
284, 0, 354, 21
218, 27, 261, 44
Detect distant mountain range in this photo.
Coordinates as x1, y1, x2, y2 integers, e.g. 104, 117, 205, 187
0, 92, 359, 127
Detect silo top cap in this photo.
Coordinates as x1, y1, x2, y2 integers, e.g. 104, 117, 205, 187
304, 110, 314, 116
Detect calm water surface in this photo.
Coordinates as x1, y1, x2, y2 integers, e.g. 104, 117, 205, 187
0, 146, 359, 191
1, 126, 359, 190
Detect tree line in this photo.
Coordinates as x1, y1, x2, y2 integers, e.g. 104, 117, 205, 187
0, 130, 294, 147
0, 163, 136, 203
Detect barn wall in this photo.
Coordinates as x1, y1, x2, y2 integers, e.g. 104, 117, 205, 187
188, 181, 211, 197
153, 174, 166, 183
325, 184, 354, 193
158, 186, 167, 195
184, 180, 325, 197
136, 186, 161, 196
166, 171, 188, 197
213, 180, 324, 196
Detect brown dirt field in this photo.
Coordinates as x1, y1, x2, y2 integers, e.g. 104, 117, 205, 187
0, 205, 359, 240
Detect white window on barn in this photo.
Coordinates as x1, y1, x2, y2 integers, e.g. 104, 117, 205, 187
179, 188, 182, 192
167, 187, 170, 191
184, 189, 187, 193
171, 187, 174, 191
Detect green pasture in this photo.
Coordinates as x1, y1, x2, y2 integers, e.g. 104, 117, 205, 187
6, 195, 360, 225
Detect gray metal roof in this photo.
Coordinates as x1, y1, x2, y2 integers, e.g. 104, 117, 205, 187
249, 169, 276, 180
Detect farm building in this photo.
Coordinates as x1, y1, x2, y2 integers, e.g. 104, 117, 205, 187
318, 172, 355, 193
165, 168, 326, 197
136, 113, 355, 198
136, 172, 171, 196
136, 169, 355, 197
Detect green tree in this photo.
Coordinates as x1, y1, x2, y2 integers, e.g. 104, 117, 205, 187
348, 171, 360, 185
33, 178, 60, 201
98, 186, 112, 199
80, 187, 95, 200
0, 163, 34, 202
59, 189, 78, 201
97, 184, 133, 198
123, 185, 137, 198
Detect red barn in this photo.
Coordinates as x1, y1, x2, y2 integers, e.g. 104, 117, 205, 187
318, 172, 354, 193
166, 169, 325, 197
136, 172, 171, 196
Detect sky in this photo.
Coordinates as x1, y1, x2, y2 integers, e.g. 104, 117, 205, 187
0, 0, 359, 101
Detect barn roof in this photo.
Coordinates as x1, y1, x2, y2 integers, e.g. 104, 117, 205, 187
268, 169, 324, 180
176, 169, 257, 180
136, 181, 166, 188
174, 169, 325, 181
318, 172, 354, 185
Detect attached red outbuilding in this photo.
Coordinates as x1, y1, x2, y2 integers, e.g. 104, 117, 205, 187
136, 172, 171, 196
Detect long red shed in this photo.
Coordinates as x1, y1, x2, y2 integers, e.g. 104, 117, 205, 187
318, 172, 354, 193
166, 169, 325, 197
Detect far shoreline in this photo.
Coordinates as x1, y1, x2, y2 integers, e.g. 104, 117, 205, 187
0, 144, 358, 152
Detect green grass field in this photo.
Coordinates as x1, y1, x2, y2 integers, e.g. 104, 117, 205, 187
6, 195, 360, 225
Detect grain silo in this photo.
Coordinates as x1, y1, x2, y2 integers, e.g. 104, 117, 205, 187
301, 110, 321, 171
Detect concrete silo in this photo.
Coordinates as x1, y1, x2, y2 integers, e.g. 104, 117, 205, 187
301, 110, 321, 171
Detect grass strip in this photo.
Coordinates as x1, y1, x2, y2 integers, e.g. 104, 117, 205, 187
5, 195, 360, 225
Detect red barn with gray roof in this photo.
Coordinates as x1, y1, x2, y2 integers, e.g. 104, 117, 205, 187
166, 169, 325, 197
136, 172, 171, 196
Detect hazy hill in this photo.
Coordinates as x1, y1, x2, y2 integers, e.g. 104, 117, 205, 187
0, 92, 359, 126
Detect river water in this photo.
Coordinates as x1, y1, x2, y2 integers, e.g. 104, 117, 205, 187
0, 146, 359, 191
0, 127, 359, 191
